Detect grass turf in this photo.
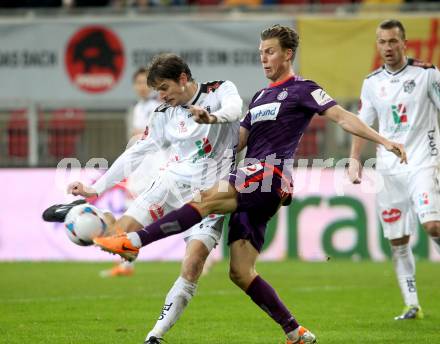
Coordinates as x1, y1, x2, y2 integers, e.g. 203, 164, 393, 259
0, 260, 439, 344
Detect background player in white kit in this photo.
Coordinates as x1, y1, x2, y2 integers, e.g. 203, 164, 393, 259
101, 67, 163, 277
44, 53, 243, 343
348, 19, 440, 320
129, 67, 161, 140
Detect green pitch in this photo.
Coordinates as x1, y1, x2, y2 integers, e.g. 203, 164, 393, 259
1, 260, 439, 344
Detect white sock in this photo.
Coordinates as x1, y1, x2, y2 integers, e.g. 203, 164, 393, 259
391, 243, 419, 307
146, 276, 197, 340
286, 327, 300, 342
127, 232, 142, 248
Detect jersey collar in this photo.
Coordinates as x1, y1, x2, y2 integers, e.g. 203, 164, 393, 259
185, 83, 202, 106
384, 57, 409, 76
269, 75, 295, 88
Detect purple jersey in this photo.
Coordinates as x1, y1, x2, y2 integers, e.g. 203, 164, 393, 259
241, 76, 337, 165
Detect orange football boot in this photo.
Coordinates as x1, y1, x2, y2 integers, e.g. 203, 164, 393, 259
286, 326, 317, 344
94, 234, 139, 262
99, 263, 134, 278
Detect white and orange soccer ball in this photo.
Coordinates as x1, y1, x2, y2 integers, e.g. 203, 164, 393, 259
64, 204, 107, 246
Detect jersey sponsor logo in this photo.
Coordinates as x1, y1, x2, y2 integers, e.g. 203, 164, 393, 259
250, 102, 280, 124
192, 137, 214, 162
196, 137, 212, 156
158, 303, 173, 320
403, 79, 416, 94
178, 120, 187, 133
428, 129, 439, 156
418, 192, 430, 206
390, 78, 400, 83
391, 104, 408, 124
310, 89, 333, 106
381, 208, 401, 223
406, 278, 417, 293
239, 163, 264, 176
277, 90, 288, 101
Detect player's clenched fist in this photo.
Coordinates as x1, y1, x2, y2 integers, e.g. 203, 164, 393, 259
67, 181, 98, 198
189, 105, 217, 124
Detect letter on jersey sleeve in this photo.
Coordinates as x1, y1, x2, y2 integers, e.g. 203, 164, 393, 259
428, 67, 440, 112
298, 80, 337, 116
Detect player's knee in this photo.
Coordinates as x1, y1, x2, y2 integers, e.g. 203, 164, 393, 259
181, 256, 206, 283
228, 266, 242, 286
229, 265, 251, 289
423, 221, 440, 237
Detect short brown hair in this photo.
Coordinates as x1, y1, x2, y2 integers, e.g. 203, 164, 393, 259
147, 53, 193, 87
261, 24, 299, 55
378, 19, 406, 40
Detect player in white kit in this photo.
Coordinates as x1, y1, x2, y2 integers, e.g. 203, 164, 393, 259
348, 19, 440, 320
100, 67, 163, 277
44, 54, 243, 343
129, 67, 162, 139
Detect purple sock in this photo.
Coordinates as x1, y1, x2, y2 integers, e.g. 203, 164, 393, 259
136, 204, 202, 247
246, 275, 299, 334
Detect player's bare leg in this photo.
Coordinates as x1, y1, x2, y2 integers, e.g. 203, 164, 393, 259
229, 240, 316, 343
423, 220, 440, 252
94, 181, 237, 254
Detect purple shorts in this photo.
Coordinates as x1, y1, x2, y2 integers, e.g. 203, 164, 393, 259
227, 162, 292, 252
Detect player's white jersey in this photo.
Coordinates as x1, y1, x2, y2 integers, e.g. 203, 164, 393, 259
359, 59, 440, 175
93, 80, 242, 195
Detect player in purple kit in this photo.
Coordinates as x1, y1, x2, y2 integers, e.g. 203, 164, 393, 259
95, 25, 407, 344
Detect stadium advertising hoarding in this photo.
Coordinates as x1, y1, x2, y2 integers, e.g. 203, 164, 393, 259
0, 18, 293, 102
298, 17, 439, 101
1, 168, 438, 262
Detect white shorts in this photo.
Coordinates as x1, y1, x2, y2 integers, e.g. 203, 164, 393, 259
124, 173, 223, 243
184, 233, 219, 252
378, 166, 440, 240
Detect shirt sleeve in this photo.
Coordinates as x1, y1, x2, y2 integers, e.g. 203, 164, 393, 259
93, 113, 168, 195
427, 66, 440, 112
211, 80, 243, 123
358, 79, 377, 126
240, 111, 251, 130
299, 80, 338, 116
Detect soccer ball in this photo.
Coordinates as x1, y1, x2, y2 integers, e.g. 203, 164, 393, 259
64, 204, 107, 246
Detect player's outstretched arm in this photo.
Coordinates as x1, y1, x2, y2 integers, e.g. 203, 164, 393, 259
237, 127, 249, 153
347, 136, 367, 184
323, 105, 407, 164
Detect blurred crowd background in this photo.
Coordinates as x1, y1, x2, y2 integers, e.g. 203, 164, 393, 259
0, 0, 438, 9
0, 1, 438, 169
